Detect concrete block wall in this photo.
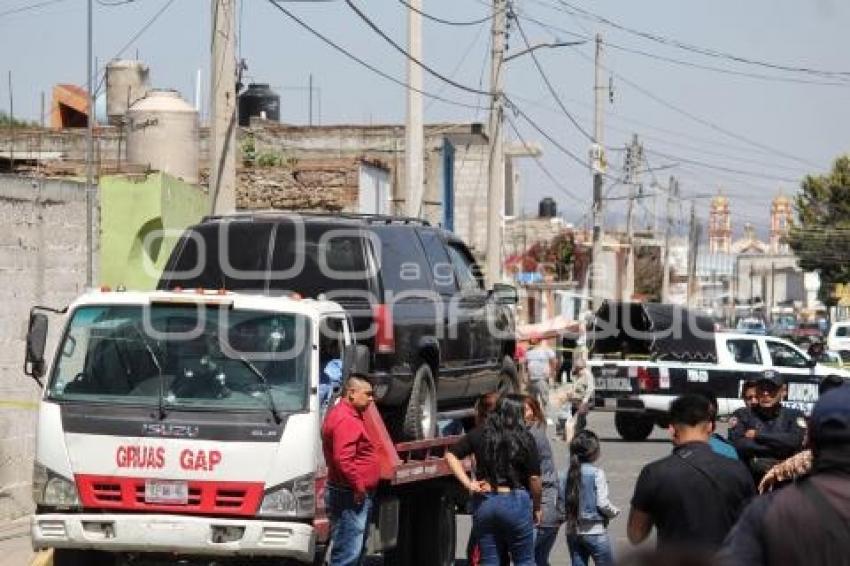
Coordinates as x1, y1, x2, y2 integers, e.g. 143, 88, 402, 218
0, 175, 93, 520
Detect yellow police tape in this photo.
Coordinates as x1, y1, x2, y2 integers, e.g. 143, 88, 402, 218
0, 399, 39, 410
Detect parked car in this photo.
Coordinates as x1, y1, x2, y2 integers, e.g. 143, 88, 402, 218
769, 315, 798, 339
159, 212, 518, 440
736, 317, 767, 335
791, 321, 824, 344
827, 321, 850, 362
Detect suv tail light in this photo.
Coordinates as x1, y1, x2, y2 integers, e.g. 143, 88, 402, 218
636, 367, 658, 392
373, 304, 395, 354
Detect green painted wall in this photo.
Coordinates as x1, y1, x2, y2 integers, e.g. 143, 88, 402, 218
100, 172, 207, 290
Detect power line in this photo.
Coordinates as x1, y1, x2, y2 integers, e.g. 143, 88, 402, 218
344, 0, 490, 96
0, 0, 69, 18
565, 45, 824, 170
396, 0, 493, 27
645, 149, 803, 184
264, 0, 487, 110
505, 113, 584, 204
510, 9, 594, 142
517, 9, 850, 88
548, 0, 850, 79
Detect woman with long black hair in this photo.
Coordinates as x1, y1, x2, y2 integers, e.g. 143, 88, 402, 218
560, 430, 619, 566
447, 394, 542, 565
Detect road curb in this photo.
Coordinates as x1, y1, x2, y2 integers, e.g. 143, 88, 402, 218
30, 549, 52, 566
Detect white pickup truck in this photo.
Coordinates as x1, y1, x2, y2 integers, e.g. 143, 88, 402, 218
587, 302, 849, 441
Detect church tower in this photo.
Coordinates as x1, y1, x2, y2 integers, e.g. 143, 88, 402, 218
770, 193, 792, 254
709, 190, 731, 254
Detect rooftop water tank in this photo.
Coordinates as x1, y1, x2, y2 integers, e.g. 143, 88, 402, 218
106, 60, 150, 126
238, 83, 280, 126
539, 197, 557, 218
127, 89, 199, 184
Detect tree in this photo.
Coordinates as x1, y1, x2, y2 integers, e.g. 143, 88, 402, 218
788, 155, 850, 305
0, 111, 36, 128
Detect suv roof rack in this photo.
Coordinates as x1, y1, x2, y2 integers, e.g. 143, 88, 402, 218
202, 210, 432, 226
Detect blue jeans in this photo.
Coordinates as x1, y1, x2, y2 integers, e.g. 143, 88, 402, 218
534, 525, 560, 566
325, 485, 372, 566
474, 490, 535, 566
566, 533, 615, 566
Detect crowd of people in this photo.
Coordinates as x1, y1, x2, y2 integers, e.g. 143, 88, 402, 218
320, 336, 850, 565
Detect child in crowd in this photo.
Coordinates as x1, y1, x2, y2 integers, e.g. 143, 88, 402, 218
559, 430, 619, 566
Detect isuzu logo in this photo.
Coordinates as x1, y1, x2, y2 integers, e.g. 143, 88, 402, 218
142, 423, 200, 438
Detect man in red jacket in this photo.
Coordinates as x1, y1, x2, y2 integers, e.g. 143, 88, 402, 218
321, 375, 380, 565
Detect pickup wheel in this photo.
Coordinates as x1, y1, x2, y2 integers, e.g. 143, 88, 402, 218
397, 364, 437, 440
615, 412, 655, 442
497, 356, 519, 395
53, 550, 116, 566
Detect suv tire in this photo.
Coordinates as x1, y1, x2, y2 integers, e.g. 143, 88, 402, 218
399, 364, 437, 440
614, 412, 655, 442
497, 356, 519, 395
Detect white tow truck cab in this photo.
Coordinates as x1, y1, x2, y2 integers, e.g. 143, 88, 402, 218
25, 289, 353, 564
25, 289, 463, 566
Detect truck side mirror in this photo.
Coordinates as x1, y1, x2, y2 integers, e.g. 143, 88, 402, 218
342, 344, 371, 380
25, 312, 49, 383
492, 283, 518, 305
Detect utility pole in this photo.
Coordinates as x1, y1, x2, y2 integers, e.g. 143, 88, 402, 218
687, 201, 698, 306
308, 73, 314, 126
622, 134, 643, 302
85, 0, 94, 287
589, 33, 606, 307
661, 176, 678, 303
405, 0, 424, 218
210, 0, 237, 214
485, 0, 507, 286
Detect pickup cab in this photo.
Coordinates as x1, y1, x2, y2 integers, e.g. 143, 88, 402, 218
588, 302, 849, 441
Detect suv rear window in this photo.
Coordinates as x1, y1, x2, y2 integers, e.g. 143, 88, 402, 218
160, 220, 373, 297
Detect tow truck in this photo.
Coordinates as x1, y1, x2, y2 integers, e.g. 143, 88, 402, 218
24, 289, 461, 565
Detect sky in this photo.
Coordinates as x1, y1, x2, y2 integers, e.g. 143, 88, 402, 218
1, 0, 848, 241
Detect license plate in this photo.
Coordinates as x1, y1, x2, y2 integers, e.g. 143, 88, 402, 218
595, 377, 632, 391
145, 480, 188, 504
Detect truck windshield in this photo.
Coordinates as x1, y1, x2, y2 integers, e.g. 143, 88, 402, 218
47, 305, 312, 412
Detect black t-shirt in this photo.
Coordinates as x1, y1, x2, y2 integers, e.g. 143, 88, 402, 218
631, 441, 755, 551
448, 426, 542, 490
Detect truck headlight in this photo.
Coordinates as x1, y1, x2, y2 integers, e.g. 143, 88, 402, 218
32, 463, 80, 509
259, 473, 315, 518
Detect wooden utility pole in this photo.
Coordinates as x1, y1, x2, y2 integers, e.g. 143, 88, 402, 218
85, 0, 94, 287
589, 33, 606, 306
485, 0, 507, 286
404, 0, 424, 218
661, 176, 678, 303
210, 0, 237, 214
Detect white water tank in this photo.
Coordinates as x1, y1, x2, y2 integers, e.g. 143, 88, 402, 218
127, 89, 199, 184
106, 60, 150, 126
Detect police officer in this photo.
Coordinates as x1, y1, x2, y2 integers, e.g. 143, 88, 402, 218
728, 373, 806, 483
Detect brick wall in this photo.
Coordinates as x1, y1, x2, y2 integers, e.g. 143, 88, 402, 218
0, 175, 94, 520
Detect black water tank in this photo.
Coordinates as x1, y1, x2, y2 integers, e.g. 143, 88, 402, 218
539, 197, 557, 218
238, 83, 280, 126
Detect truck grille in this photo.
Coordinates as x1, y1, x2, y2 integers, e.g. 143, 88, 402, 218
76, 475, 264, 516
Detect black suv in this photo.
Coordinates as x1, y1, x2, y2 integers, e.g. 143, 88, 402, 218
158, 213, 518, 439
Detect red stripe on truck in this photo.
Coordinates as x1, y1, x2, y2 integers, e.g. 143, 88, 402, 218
76, 474, 264, 516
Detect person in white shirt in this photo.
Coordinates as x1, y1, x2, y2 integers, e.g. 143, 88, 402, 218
525, 335, 557, 414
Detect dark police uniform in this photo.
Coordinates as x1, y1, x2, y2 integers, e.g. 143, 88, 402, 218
728, 406, 806, 480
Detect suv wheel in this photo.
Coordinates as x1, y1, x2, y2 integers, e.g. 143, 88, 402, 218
497, 356, 519, 394
400, 364, 437, 440
614, 412, 655, 442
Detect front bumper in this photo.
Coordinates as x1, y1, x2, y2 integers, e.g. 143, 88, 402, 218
32, 513, 315, 560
